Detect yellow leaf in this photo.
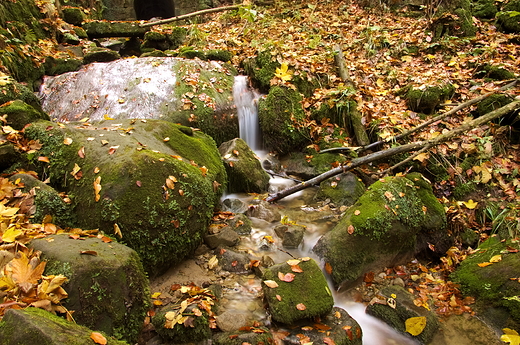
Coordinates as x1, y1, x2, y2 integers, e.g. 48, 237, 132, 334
114, 223, 122, 238
478, 262, 493, 267
490, 255, 502, 263
405, 316, 427, 336
103, 114, 114, 120
151, 292, 162, 299
275, 63, 292, 82
263, 280, 279, 288
63, 137, 73, 145
0, 204, 19, 217
413, 152, 430, 163
502, 328, 520, 345
462, 200, 478, 209
1, 227, 23, 242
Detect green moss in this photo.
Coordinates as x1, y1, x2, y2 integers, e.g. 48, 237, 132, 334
168, 27, 188, 49
474, 64, 516, 81
453, 181, 477, 199
497, 1, 520, 33
213, 329, 273, 345
242, 50, 280, 92
405, 84, 455, 114
473, 0, 498, 19
262, 259, 333, 324
205, 49, 233, 62
44, 56, 83, 76
178, 47, 206, 59
0, 99, 49, 130
0, 80, 42, 109
476, 93, 514, 117
258, 86, 309, 155
153, 306, 211, 342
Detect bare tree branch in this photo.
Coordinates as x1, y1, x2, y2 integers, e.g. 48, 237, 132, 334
140, 5, 241, 28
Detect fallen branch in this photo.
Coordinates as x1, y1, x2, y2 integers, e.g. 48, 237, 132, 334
140, 5, 241, 27
266, 98, 520, 203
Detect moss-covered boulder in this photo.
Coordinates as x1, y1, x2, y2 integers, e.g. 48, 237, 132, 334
23, 119, 227, 275
62, 6, 86, 26
152, 303, 211, 343
0, 142, 20, 172
83, 20, 149, 38
83, 47, 121, 64
219, 138, 270, 193
473, 0, 498, 19
431, 0, 477, 38
497, 0, 520, 33
0, 100, 49, 130
9, 173, 76, 228
315, 172, 366, 206
29, 235, 150, 343
44, 56, 83, 76
404, 84, 455, 114
258, 86, 309, 155
473, 64, 516, 80
451, 237, 520, 330
280, 151, 348, 180
475, 93, 518, 124
262, 258, 334, 324
0, 308, 128, 345
0, 80, 44, 110
242, 50, 280, 93
213, 328, 274, 345
366, 285, 439, 344
283, 307, 362, 345
141, 31, 171, 51
205, 49, 233, 62
313, 173, 447, 287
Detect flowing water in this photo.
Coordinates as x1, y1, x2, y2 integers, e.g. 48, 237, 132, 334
233, 75, 262, 152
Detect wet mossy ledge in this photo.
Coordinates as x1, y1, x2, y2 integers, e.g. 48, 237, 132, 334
23, 119, 227, 276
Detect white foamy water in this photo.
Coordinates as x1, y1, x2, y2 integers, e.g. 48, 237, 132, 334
233, 75, 262, 151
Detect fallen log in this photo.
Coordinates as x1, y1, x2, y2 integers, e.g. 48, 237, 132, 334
140, 5, 241, 27
265, 98, 520, 203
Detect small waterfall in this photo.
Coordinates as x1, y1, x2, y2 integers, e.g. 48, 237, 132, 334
233, 76, 261, 152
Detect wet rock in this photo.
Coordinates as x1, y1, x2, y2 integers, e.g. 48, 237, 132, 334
366, 285, 439, 344
215, 310, 249, 332
217, 247, 252, 274
204, 226, 240, 249
283, 307, 362, 345
213, 327, 274, 345
221, 198, 249, 213
83, 47, 121, 64
246, 200, 281, 223
262, 258, 334, 324
9, 173, 76, 228
29, 235, 151, 343
0, 142, 20, 172
228, 213, 253, 235
313, 173, 448, 287
23, 119, 226, 276
281, 152, 347, 180
0, 308, 127, 345
44, 56, 83, 76
315, 172, 366, 207
274, 224, 305, 249
1, 100, 49, 130
429, 313, 502, 345
219, 138, 270, 193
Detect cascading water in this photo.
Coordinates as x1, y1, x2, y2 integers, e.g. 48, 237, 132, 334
233, 76, 262, 152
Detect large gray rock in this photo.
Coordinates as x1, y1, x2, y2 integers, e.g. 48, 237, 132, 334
219, 138, 270, 193
0, 308, 127, 345
30, 235, 150, 343
313, 173, 448, 287
314, 172, 366, 206
24, 119, 227, 275
262, 258, 334, 324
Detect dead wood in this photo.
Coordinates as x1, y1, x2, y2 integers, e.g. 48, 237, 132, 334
265, 98, 520, 203
140, 5, 241, 27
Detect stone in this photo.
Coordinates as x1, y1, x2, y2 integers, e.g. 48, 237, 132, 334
366, 285, 439, 344
213, 328, 274, 345
152, 303, 211, 343
228, 213, 253, 235
0, 99, 49, 130
221, 198, 249, 214
0, 308, 127, 345
204, 226, 240, 249
29, 235, 150, 343
283, 307, 362, 345
497, 0, 520, 33
44, 56, 83, 76
23, 119, 227, 276
62, 7, 86, 26
219, 138, 270, 193
262, 258, 334, 324
313, 173, 448, 287
217, 247, 252, 274
429, 314, 503, 345
215, 310, 249, 332
83, 47, 121, 64
9, 173, 76, 228
0, 142, 19, 172
315, 172, 366, 206
404, 83, 455, 114
274, 224, 305, 249
61, 32, 80, 45
246, 199, 281, 223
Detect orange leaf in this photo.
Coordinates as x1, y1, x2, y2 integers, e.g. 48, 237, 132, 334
278, 272, 295, 282
325, 262, 333, 274
78, 146, 85, 158
10, 252, 46, 294
291, 265, 303, 273
477, 262, 493, 267
347, 225, 355, 235
80, 250, 98, 256
296, 303, 306, 310
38, 156, 50, 163
354, 210, 360, 215
90, 332, 107, 345
276, 294, 282, 301
323, 337, 336, 345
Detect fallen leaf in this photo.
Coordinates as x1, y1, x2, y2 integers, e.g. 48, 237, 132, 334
287, 259, 301, 266
291, 265, 303, 273
263, 280, 279, 288
490, 255, 502, 263
114, 223, 122, 238
108, 146, 119, 155
38, 156, 50, 163
405, 316, 427, 336
354, 210, 361, 215
501, 328, 520, 345
323, 337, 335, 345
90, 332, 107, 345
296, 303, 306, 310
477, 262, 493, 267
325, 262, 333, 274
136, 180, 142, 187
80, 250, 98, 256
78, 146, 85, 158
278, 272, 295, 282
462, 199, 478, 209
276, 295, 282, 301
63, 137, 73, 145
347, 224, 355, 235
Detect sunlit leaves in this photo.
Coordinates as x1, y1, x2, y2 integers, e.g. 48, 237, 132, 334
90, 332, 107, 345
263, 280, 279, 288
93, 176, 102, 202
275, 63, 292, 82
502, 328, 520, 345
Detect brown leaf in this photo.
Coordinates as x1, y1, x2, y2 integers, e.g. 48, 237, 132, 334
347, 224, 355, 235
38, 156, 50, 163
80, 250, 98, 256
323, 337, 336, 345
291, 265, 303, 273
325, 262, 333, 274
90, 332, 107, 345
278, 272, 295, 282
296, 303, 306, 310
78, 146, 85, 158
276, 294, 282, 301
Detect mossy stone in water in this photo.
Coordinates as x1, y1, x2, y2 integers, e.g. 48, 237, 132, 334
30, 235, 150, 343
0, 308, 128, 345
262, 258, 334, 324
242, 50, 279, 93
